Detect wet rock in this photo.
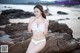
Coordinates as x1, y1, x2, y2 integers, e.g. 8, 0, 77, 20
72, 50, 80, 53
5, 23, 32, 43
0, 27, 5, 31
78, 17, 80, 19
0, 15, 8, 19
1, 9, 24, 15
57, 18, 70, 21
9, 30, 32, 40
40, 33, 78, 53
76, 38, 80, 47
0, 15, 10, 25
0, 41, 13, 47
1, 9, 35, 19
57, 11, 68, 15
8, 33, 79, 53
0, 19, 10, 25
5, 23, 28, 35
8, 39, 31, 53
49, 20, 73, 36
0, 30, 5, 36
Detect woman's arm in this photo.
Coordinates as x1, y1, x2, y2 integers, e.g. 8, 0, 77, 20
28, 17, 34, 33
44, 19, 49, 35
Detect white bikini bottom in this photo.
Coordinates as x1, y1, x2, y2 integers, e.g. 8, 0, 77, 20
31, 39, 46, 45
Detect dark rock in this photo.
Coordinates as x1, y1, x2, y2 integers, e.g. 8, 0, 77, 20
0, 28, 5, 31
9, 30, 32, 39
40, 33, 78, 53
0, 30, 5, 36
49, 20, 73, 36
0, 19, 10, 25
8, 39, 31, 53
5, 23, 32, 43
5, 23, 28, 35
0, 41, 13, 47
76, 38, 80, 47
78, 17, 80, 19
57, 11, 68, 15
1, 9, 24, 15
72, 50, 80, 53
0, 15, 10, 25
58, 18, 70, 21
8, 33, 79, 53
0, 15, 8, 19
1, 9, 35, 19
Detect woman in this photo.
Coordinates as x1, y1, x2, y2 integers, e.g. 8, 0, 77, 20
26, 4, 49, 53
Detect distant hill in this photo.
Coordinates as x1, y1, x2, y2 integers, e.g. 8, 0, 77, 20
0, 0, 80, 5
0, 0, 40, 4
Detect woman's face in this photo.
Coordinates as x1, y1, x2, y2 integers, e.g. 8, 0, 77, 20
34, 8, 42, 18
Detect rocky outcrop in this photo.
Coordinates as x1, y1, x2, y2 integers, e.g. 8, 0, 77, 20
5, 23, 28, 35
0, 15, 10, 25
40, 33, 78, 53
0, 30, 5, 36
78, 17, 80, 19
5, 23, 32, 43
57, 11, 68, 15
0, 41, 13, 47
0, 20, 79, 53
7, 33, 80, 53
8, 39, 30, 53
49, 20, 73, 37
1, 9, 35, 19
72, 50, 80, 53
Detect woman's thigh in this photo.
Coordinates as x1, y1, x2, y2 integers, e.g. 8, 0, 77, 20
32, 41, 46, 53
26, 41, 35, 53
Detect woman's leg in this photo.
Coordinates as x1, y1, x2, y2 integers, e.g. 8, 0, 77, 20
26, 40, 46, 53
26, 40, 35, 53
31, 41, 46, 53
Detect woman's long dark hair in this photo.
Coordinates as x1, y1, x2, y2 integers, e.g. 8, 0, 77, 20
34, 4, 46, 19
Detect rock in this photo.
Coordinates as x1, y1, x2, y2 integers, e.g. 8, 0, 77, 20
8, 39, 31, 53
5, 23, 32, 43
0, 15, 10, 25
0, 28, 5, 31
40, 33, 78, 53
72, 50, 80, 53
9, 30, 32, 41
78, 17, 80, 19
57, 11, 68, 15
0, 30, 5, 36
1, 9, 24, 15
0, 19, 10, 25
0, 41, 13, 47
57, 18, 70, 21
0, 15, 8, 19
1, 9, 35, 19
49, 20, 73, 36
5, 23, 28, 35
8, 33, 79, 53
76, 38, 80, 47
